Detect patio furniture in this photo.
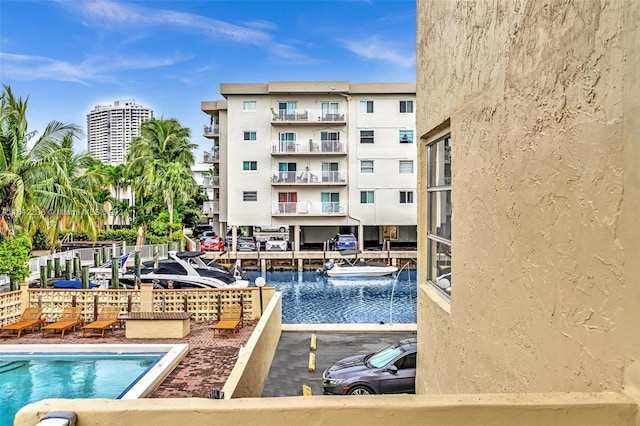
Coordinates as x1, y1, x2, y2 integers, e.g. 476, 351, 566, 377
82, 306, 122, 338
0, 307, 45, 338
41, 306, 84, 338
213, 305, 243, 337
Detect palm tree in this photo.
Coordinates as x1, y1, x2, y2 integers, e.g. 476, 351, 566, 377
0, 85, 83, 238
44, 133, 106, 250
148, 162, 197, 237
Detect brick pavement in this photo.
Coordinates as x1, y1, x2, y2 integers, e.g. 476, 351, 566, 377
0, 319, 256, 398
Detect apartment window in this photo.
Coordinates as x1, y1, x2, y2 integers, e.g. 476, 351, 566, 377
243, 191, 257, 201
360, 130, 374, 144
400, 191, 414, 204
360, 100, 374, 113
321, 102, 340, 120
427, 132, 452, 301
243, 131, 257, 141
278, 101, 297, 119
279, 132, 297, 152
400, 100, 414, 113
243, 101, 256, 111
399, 160, 414, 174
361, 160, 374, 174
400, 130, 414, 143
360, 191, 375, 204
243, 161, 257, 171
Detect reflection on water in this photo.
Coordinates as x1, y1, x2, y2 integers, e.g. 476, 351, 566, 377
246, 270, 417, 324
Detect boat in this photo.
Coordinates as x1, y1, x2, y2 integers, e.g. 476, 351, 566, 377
120, 251, 250, 289
317, 249, 399, 278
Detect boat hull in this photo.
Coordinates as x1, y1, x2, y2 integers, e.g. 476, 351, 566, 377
326, 266, 398, 278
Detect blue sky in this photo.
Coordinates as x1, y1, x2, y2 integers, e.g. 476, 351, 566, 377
0, 0, 416, 159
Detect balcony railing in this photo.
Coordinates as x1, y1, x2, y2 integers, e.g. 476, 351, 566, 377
271, 140, 345, 154
203, 201, 220, 214
204, 125, 220, 135
271, 108, 347, 123
271, 170, 346, 184
203, 176, 220, 187
271, 201, 346, 215
203, 150, 219, 163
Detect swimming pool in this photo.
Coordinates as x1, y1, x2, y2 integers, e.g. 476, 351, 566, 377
247, 270, 417, 324
0, 344, 188, 426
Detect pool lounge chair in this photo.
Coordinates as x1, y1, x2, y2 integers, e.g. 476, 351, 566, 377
82, 306, 122, 338
0, 307, 45, 338
213, 305, 243, 337
41, 306, 84, 338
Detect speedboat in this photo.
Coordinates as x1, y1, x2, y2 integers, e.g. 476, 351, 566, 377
317, 249, 399, 278
120, 251, 250, 289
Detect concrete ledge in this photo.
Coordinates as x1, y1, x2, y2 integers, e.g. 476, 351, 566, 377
281, 323, 417, 332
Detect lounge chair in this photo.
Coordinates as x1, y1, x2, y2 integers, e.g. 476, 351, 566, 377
82, 306, 122, 338
41, 306, 84, 338
213, 305, 243, 337
0, 307, 45, 338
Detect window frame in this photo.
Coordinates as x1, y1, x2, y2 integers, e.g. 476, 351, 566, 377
243, 101, 257, 111
359, 100, 374, 113
243, 191, 258, 201
400, 191, 414, 204
399, 130, 414, 144
360, 160, 374, 174
399, 160, 414, 174
243, 131, 257, 141
360, 191, 375, 204
242, 161, 257, 171
400, 100, 414, 113
360, 130, 374, 144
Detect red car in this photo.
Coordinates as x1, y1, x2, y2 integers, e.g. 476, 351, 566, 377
201, 236, 225, 251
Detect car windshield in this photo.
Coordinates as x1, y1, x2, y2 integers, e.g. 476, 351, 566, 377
367, 344, 403, 368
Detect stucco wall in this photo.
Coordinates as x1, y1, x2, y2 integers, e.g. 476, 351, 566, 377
416, 0, 639, 394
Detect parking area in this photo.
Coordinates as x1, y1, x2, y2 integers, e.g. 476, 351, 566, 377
262, 330, 417, 397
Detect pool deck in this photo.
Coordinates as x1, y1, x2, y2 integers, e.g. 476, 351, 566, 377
0, 320, 256, 398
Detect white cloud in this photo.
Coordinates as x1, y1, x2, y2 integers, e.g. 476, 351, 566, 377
342, 36, 415, 68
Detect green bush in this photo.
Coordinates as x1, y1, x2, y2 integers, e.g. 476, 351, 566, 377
0, 234, 31, 288
97, 229, 139, 245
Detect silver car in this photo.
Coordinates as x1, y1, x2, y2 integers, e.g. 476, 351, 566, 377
322, 338, 417, 395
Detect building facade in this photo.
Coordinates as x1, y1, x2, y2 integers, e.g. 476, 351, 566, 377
86, 99, 154, 165
202, 81, 417, 250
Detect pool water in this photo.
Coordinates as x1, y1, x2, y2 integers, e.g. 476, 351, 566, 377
247, 270, 417, 324
0, 353, 162, 426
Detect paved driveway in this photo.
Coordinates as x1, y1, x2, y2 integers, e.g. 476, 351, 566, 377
262, 331, 417, 397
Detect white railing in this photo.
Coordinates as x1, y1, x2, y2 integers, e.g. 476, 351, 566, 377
271, 139, 344, 154
203, 201, 220, 214
271, 201, 346, 215
271, 170, 346, 184
271, 108, 347, 123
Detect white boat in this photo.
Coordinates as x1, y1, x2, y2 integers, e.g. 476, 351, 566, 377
120, 251, 250, 289
317, 250, 399, 278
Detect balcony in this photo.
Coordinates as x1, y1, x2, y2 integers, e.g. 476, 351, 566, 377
203, 150, 219, 163
271, 140, 345, 155
202, 176, 220, 187
271, 108, 347, 125
203, 201, 220, 215
271, 201, 346, 216
271, 171, 346, 185
204, 125, 220, 137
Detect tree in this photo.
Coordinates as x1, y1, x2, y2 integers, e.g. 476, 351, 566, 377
148, 162, 197, 237
0, 85, 83, 239
0, 234, 31, 289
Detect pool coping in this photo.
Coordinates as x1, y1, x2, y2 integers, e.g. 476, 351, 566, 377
0, 343, 189, 399
281, 323, 417, 332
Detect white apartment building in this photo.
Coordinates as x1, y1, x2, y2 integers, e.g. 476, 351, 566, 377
86, 99, 154, 165
201, 81, 416, 250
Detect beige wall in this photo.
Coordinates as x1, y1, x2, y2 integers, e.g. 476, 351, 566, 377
416, 0, 640, 395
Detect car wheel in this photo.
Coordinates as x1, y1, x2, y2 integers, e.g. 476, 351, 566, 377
347, 386, 374, 395
278, 226, 286, 233
255, 227, 262, 232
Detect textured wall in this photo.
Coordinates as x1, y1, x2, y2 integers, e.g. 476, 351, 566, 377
417, 0, 639, 394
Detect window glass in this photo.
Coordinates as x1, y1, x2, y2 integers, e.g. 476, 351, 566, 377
243, 191, 257, 201
243, 101, 256, 111
242, 161, 257, 171
360, 160, 374, 174
243, 131, 257, 141
399, 160, 413, 174
360, 130, 374, 144
399, 130, 414, 143
360, 191, 374, 204
359, 100, 374, 113
400, 191, 414, 204
369, 345, 402, 368
400, 100, 414, 113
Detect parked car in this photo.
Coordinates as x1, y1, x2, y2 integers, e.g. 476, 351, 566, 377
237, 236, 257, 251
265, 235, 288, 251
255, 225, 288, 233
199, 230, 217, 241
193, 225, 213, 239
225, 228, 246, 247
322, 338, 417, 395
331, 233, 357, 251
200, 236, 225, 252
